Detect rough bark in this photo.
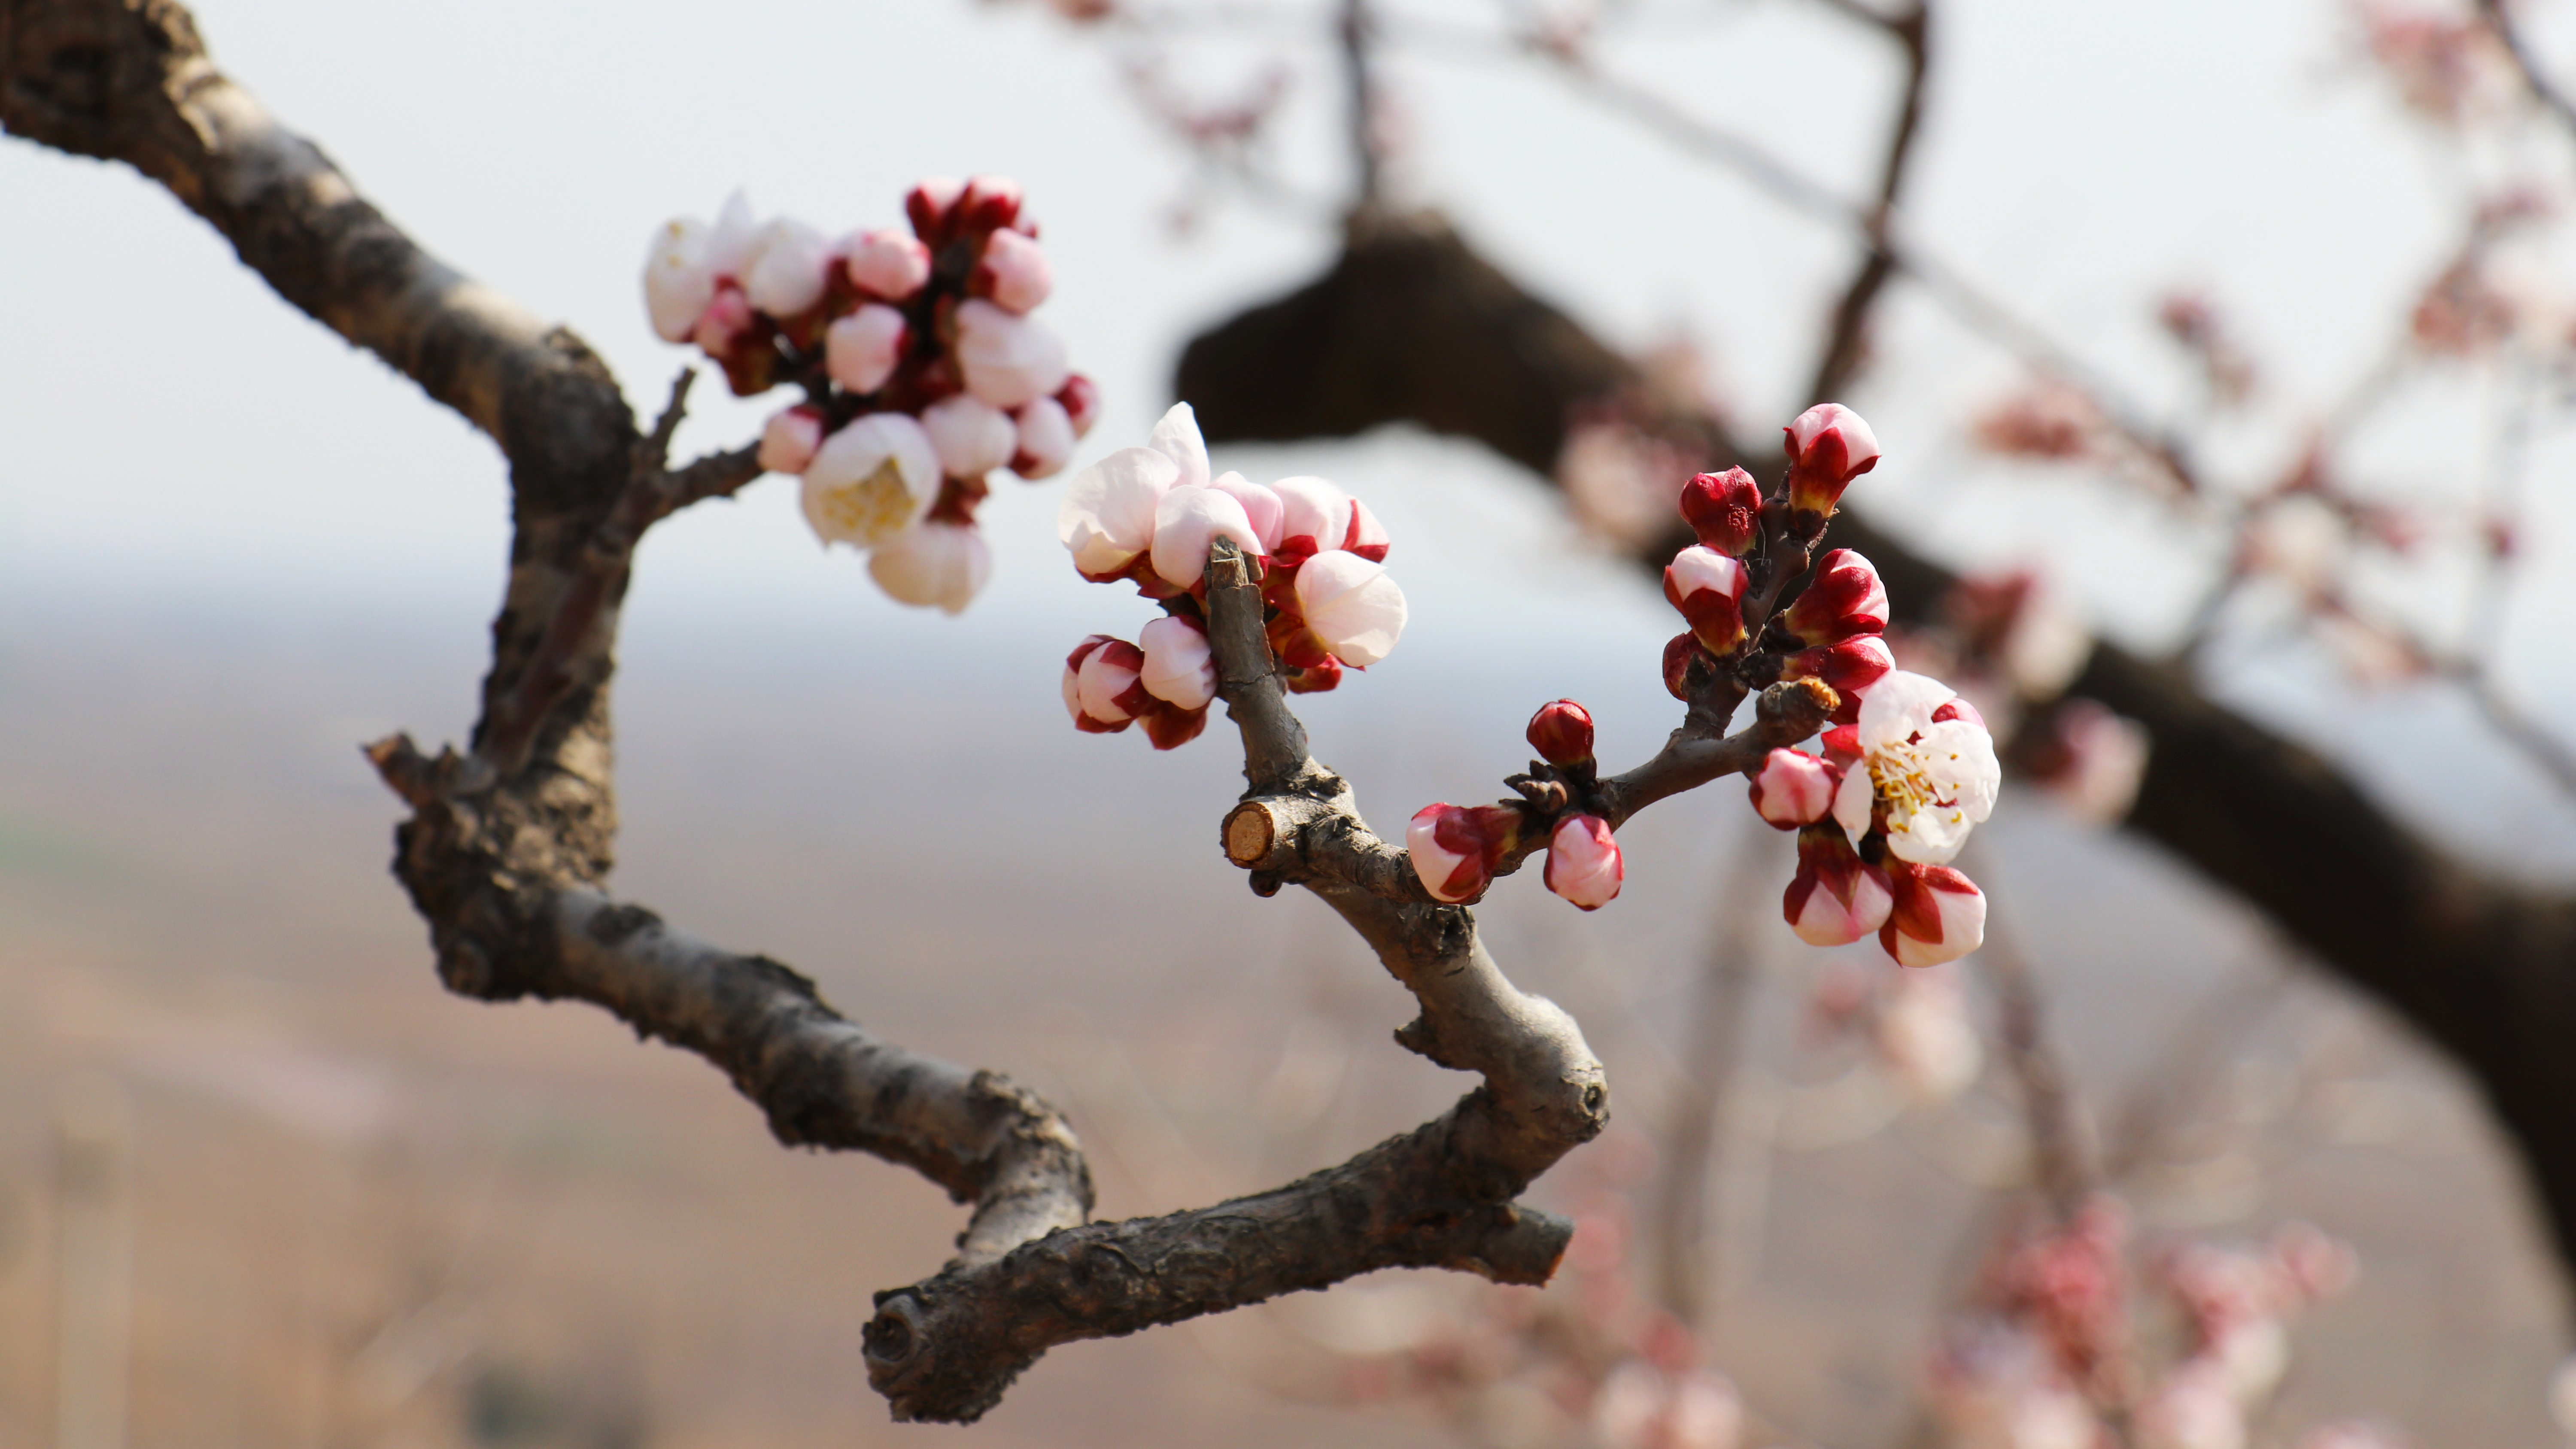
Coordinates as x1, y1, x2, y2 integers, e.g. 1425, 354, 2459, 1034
1173, 214, 2576, 1282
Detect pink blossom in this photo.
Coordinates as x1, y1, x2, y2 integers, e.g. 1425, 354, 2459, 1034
1208, 471, 1285, 551
1879, 860, 1987, 967
843, 227, 933, 301
1151, 485, 1265, 589
1139, 614, 1217, 711
1748, 748, 1836, 829
1783, 402, 1881, 522
1783, 823, 1893, 947
1344, 498, 1391, 562
1545, 815, 1623, 910
690, 284, 754, 357
1059, 445, 1180, 577
868, 522, 990, 614
921, 393, 1018, 479
800, 412, 941, 550
1526, 699, 1596, 766
1063, 635, 1148, 731
1407, 803, 1495, 902
1782, 548, 1889, 644
756, 405, 824, 475
741, 218, 832, 317
1011, 396, 1076, 480
954, 298, 1069, 409
972, 227, 1053, 313
825, 304, 908, 395
1679, 467, 1764, 556
1272, 477, 1355, 564
1292, 550, 1408, 666
1146, 401, 1212, 489
1664, 545, 1750, 654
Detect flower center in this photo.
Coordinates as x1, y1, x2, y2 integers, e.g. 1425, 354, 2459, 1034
817, 457, 915, 545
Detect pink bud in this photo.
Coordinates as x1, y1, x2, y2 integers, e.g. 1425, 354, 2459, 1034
1748, 748, 1835, 829
1151, 486, 1266, 589
1272, 477, 1355, 565
1526, 699, 1595, 766
1679, 468, 1764, 555
1878, 861, 1987, 966
690, 284, 755, 357
954, 175, 1026, 235
1292, 550, 1408, 667
1663, 545, 1750, 654
1545, 815, 1624, 911
1344, 498, 1391, 562
1139, 614, 1217, 711
1783, 403, 1881, 522
826, 304, 908, 395
757, 405, 825, 475
1011, 396, 1076, 480
905, 177, 966, 243
1784, 633, 1894, 705
1072, 636, 1150, 729
921, 393, 1018, 479
1782, 823, 1893, 947
971, 228, 1053, 313
743, 218, 832, 317
1781, 548, 1889, 645
1406, 803, 1494, 903
954, 299, 1070, 410
1057, 374, 1103, 439
844, 228, 933, 301
868, 521, 990, 615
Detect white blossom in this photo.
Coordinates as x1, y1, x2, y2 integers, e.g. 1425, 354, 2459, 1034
868, 522, 990, 614
1293, 550, 1407, 667
1146, 401, 1211, 489
1150, 485, 1264, 588
800, 413, 940, 550
1209, 470, 1285, 551
1831, 670, 2002, 864
843, 227, 931, 300
921, 394, 1018, 479
1272, 476, 1354, 558
954, 298, 1069, 409
1058, 446, 1180, 577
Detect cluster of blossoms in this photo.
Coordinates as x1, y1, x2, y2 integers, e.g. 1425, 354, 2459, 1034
1409, 406, 2002, 958
1928, 1203, 2363, 1449
642, 180, 1096, 613
1057, 403, 1405, 748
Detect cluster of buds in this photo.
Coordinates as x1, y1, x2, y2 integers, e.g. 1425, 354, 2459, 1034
1057, 403, 1406, 747
1410, 700, 1625, 911
642, 181, 1097, 614
1683, 407, 1997, 963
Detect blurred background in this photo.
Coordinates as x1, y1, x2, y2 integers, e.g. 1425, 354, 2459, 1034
5, 0, 2576, 1444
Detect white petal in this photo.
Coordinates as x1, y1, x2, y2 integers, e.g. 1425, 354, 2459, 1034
800, 413, 939, 549
955, 299, 1069, 409
1139, 615, 1217, 710
1209, 471, 1284, 550
1271, 476, 1353, 552
1831, 765, 1874, 838
868, 522, 991, 614
1011, 397, 1076, 480
825, 305, 907, 395
705, 190, 758, 277
1667, 545, 1747, 602
1294, 551, 1408, 667
1856, 670, 1954, 749
920, 394, 1018, 479
1058, 446, 1179, 569
642, 218, 714, 343
1922, 718, 2003, 823
1151, 486, 1264, 588
1148, 402, 1211, 490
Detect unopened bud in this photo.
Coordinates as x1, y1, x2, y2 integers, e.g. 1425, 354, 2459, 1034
1293, 550, 1407, 667
971, 228, 1053, 313
1011, 396, 1076, 480
826, 304, 908, 395
1878, 861, 1987, 966
1748, 748, 1835, 829
757, 404, 825, 475
1783, 403, 1881, 524
1065, 635, 1149, 732
1526, 699, 1596, 766
1662, 633, 1711, 702
1057, 374, 1103, 439
844, 228, 933, 301
1783, 823, 1893, 947
1139, 613, 1217, 711
954, 299, 1070, 410
921, 393, 1018, 479
742, 218, 832, 317
1407, 803, 1495, 903
1679, 467, 1764, 555
1273, 477, 1355, 565
868, 521, 990, 615
1783, 634, 1893, 709
1663, 545, 1750, 654
1781, 548, 1889, 645
954, 175, 1026, 236
1544, 815, 1624, 911
1344, 498, 1391, 562
905, 177, 966, 243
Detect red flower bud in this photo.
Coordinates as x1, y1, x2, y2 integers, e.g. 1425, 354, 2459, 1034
1663, 545, 1749, 654
1783, 823, 1892, 946
1783, 634, 1893, 713
1878, 861, 1987, 966
1055, 373, 1103, 439
1781, 548, 1890, 645
1527, 699, 1597, 766
1662, 633, 1710, 701
1783, 403, 1881, 525
1679, 467, 1764, 555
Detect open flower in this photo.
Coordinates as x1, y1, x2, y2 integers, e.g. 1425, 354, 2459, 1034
1784, 402, 1881, 524
801, 413, 940, 550
1060, 446, 1180, 578
1879, 860, 1988, 966
1664, 545, 1749, 654
1293, 550, 1408, 666
1830, 670, 2002, 864
1151, 485, 1265, 588
1545, 815, 1624, 910
644, 218, 717, 343
868, 522, 990, 614
1272, 477, 1354, 564
1783, 823, 1893, 946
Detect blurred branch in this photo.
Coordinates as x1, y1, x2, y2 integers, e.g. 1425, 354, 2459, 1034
2477, 0, 2576, 138
1804, 0, 1931, 406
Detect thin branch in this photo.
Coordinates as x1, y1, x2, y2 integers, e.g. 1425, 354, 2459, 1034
1804, 0, 1932, 406
2478, 0, 2576, 140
